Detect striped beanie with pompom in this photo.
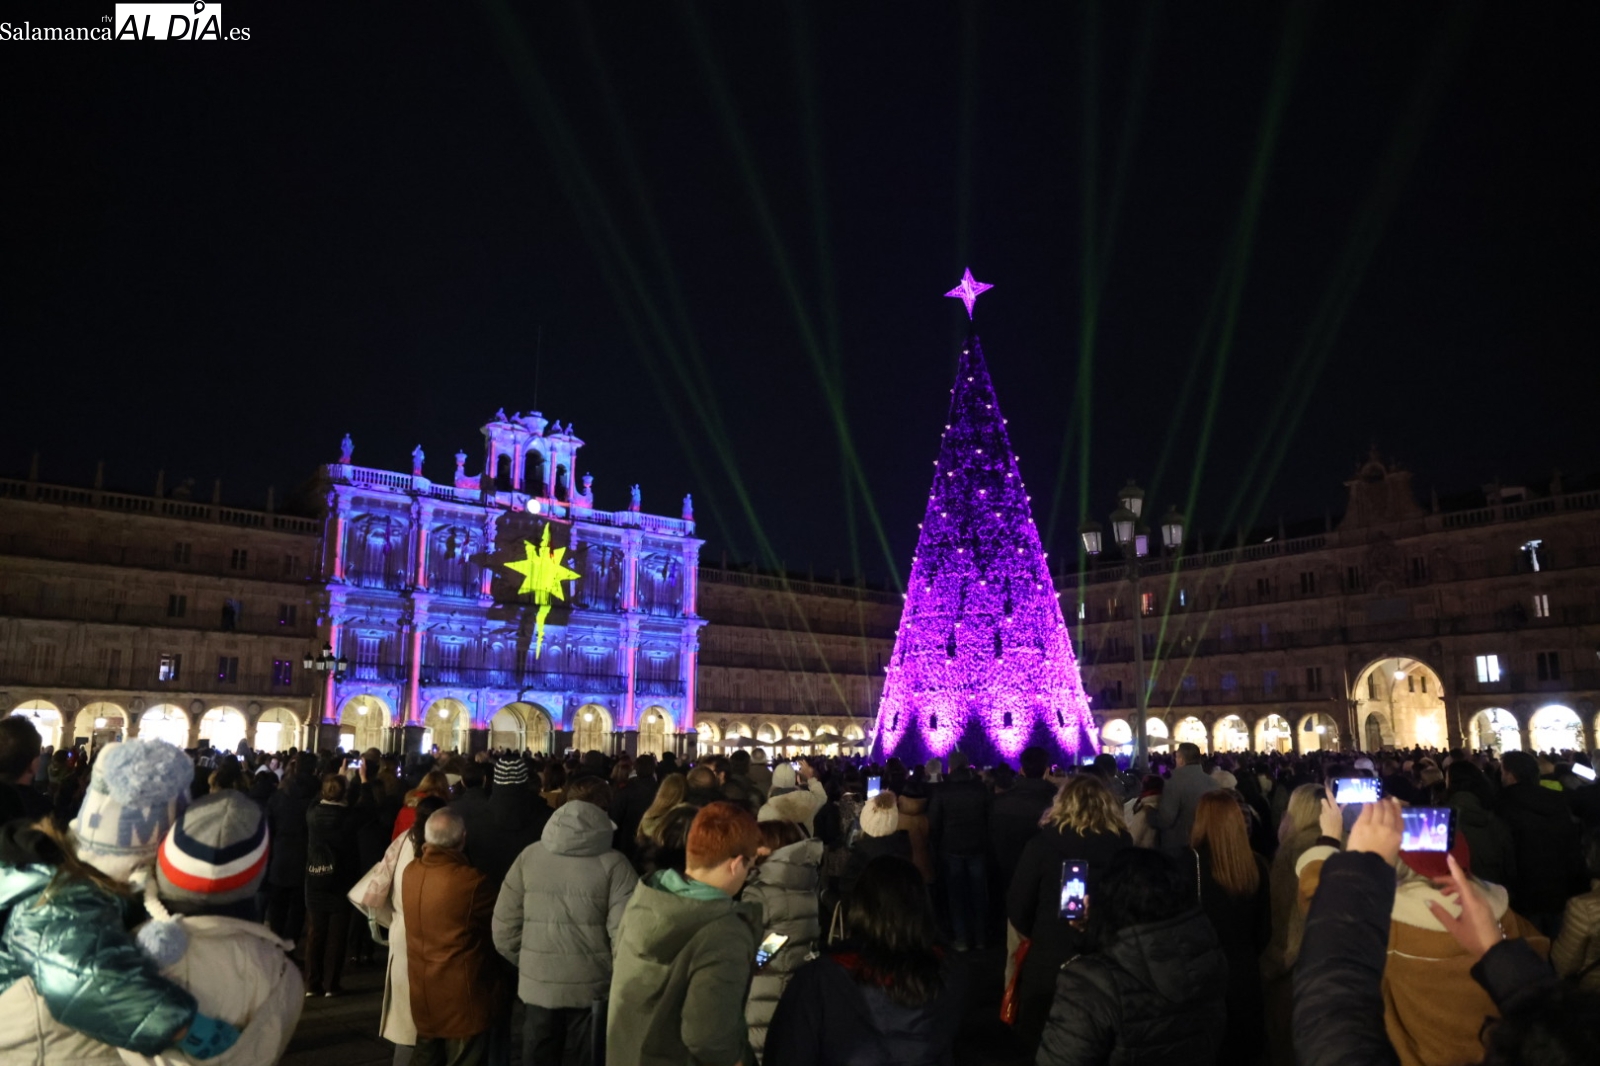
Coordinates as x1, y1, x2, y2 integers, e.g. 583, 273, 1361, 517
155, 790, 269, 908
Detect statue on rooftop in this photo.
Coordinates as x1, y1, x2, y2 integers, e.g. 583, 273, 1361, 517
682, 494, 694, 522
411, 445, 425, 477
630, 484, 641, 512
339, 433, 353, 464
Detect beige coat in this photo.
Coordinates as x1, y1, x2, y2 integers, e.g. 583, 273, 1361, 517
1552, 880, 1600, 992
379, 833, 419, 1045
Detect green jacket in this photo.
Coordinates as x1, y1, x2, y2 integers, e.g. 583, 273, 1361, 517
0, 863, 196, 1055
607, 870, 763, 1066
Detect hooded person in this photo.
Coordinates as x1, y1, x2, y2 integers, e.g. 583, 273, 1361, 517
756, 762, 826, 833
122, 790, 304, 1066
1295, 799, 1550, 1066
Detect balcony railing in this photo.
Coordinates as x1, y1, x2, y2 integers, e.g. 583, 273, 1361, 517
0, 594, 316, 638
635, 677, 687, 697
0, 478, 319, 535
0, 663, 315, 696
697, 648, 883, 675
0, 532, 314, 583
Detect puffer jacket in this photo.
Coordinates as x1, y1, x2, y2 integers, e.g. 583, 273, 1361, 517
462, 781, 552, 891
1551, 881, 1600, 992
743, 839, 823, 1059
1034, 909, 1227, 1066
1446, 791, 1516, 889
491, 799, 638, 1009
0, 860, 196, 1064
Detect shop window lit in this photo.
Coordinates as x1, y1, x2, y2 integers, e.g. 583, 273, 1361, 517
1475, 655, 1501, 683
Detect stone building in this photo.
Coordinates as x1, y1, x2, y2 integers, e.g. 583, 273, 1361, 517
1066, 452, 1600, 756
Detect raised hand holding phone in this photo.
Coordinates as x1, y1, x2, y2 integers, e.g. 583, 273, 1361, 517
1344, 797, 1402, 865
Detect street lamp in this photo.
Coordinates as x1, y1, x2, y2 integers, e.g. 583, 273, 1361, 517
1081, 482, 1184, 773
303, 644, 347, 751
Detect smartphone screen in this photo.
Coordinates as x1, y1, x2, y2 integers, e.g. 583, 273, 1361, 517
866, 776, 881, 799
1059, 860, 1087, 920
1400, 807, 1454, 852
1332, 777, 1381, 804
755, 931, 789, 968
1573, 763, 1596, 781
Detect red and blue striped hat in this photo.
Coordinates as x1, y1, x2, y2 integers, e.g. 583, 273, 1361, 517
155, 791, 269, 905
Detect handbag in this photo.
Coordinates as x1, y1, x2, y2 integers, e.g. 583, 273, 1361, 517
348, 834, 407, 925
1000, 938, 1031, 1025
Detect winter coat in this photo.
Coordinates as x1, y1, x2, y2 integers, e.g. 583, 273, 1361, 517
491, 799, 637, 1009
1295, 844, 1550, 1066
379, 833, 421, 1045
723, 775, 767, 816
118, 894, 304, 1066
763, 949, 968, 1066
743, 839, 824, 1058
1193, 844, 1271, 1051
928, 773, 989, 858
1005, 825, 1132, 1052
461, 781, 552, 892
401, 845, 503, 1040
841, 832, 913, 899
757, 781, 826, 832
1551, 880, 1600, 992
1446, 791, 1516, 889
1034, 908, 1227, 1066
1496, 780, 1582, 916
0, 862, 195, 1064
988, 777, 1056, 895
895, 796, 934, 883
265, 772, 318, 889
611, 774, 660, 861
1261, 823, 1320, 981
304, 800, 362, 912
607, 869, 763, 1066
1146, 764, 1220, 852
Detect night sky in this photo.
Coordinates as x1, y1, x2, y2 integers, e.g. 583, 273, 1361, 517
4, 1, 1596, 585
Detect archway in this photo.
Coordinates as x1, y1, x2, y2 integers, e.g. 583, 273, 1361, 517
1353, 656, 1446, 748
1100, 718, 1133, 757
1469, 708, 1520, 752
723, 722, 753, 750
1256, 714, 1292, 754
1145, 717, 1170, 754
9, 700, 63, 750
784, 722, 811, 757
1173, 716, 1208, 753
1529, 705, 1583, 753
427, 698, 472, 754
254, 707, 301, 752
639, 706, 672, 758
756, 722, 782, 745
74, 702, 126, 747
338, 695, 391, 753
573, 703, 612, 754
491, 702, 553, 753
696, 720, 722, 755
813, 724, 841, 755
199, 706, 248, 754
1214, 715, 1250, 754
842, 723, 866, 756
1299, 712, 1339, 752
139, 704, 191, 748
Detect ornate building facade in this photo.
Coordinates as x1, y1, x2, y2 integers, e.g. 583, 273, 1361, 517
1067, 453, 1600, 756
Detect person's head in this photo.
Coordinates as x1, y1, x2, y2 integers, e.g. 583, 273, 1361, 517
1278, 783, 1326, 845
649, 805, 699, 874
1191, 791, 1260, 898
685, 765, 718, 793
1086, 848, 1196, 948
947, 750, 970, 775
1091, 752, 1119, 779
641, 773, 687, 829
859, 791, 902, 838
634, 753, 656, 779
729, 750, 752, 775
407, 795, 447, 855
989, 764, 1016, 793
208, 759, 245, 793
842, 856, 945, 1007
756, 819, 806, 856
1042, 773, 1124, 836
0, 716, 43, 784
153, 790, 267, 917
70, 739, 194, 881
1020, 746, 1049, 779
460, 760, 486, 791
493, 754, 531, 789
1501, 751, 1540, 787
295, 751, 318, 777
685, 801, 764, 894
1175, 742, 1202, 768
610, 757, 633, 789
319, 773, 347, 803
1480, 983, 1600, 1066
423, 807, 466, 850
565, 774, 613, 810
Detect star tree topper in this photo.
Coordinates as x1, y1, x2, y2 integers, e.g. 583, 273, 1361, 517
503, 524, 580, 657
944, 267, 993, 319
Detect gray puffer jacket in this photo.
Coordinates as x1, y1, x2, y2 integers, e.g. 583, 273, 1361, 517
743, 838, 824, 1060
491, 798, 639, 1009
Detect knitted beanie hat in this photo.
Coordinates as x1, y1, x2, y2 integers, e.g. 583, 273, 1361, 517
859, 791, 901, 838
493, 755, 530, 786
71, 739, 193, 880
770, 762, 798, 792
156, 790, 269, 906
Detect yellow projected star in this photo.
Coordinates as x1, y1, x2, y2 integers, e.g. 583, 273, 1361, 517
504, 525, 579, 657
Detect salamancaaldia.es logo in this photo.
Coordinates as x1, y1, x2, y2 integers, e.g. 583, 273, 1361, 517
0, 2, 250, 41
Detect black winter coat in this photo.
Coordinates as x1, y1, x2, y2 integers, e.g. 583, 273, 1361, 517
1292, 850, 1400, 1066
764, 949, 968, 1066
461, 781, 552, 891
610, 774, 659, 861
304, 799, 363, 911
266, 772, 319, 889
1006, 825, 1131, 1053
988, 777, 1056, 892
929, 774, 989, 859
1194, 844, 1271, 1052
1034, 909, 1227, 1066
841, 832, 913, 898
1497, 781, 1582, 915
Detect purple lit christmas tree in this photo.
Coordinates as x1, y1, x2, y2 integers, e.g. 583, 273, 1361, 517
870, 271, 1098, 766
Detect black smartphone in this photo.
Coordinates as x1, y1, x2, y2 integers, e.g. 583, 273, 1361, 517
1400, 807, 1455, 852
1331, 777, 1381, 804
755, 931, 789, 968
1059, 860, 1087, 920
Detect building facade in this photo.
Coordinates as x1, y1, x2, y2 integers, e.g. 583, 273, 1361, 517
1066, 453, 1600, 756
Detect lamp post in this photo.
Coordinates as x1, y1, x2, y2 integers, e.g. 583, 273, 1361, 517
1080, 482, 1185, 773
302, 643, 348, 751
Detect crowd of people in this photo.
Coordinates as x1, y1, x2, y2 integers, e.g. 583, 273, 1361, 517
0, 709, 1598, 1066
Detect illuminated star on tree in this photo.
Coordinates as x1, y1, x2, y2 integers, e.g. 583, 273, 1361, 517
503, 525, 579, 657
944, 267, 993, 319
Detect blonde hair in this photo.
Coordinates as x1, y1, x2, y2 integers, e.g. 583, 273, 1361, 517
1277, 783, 1325, 846
1192, 791, 1260, 897
33, 818, 132, 905
638, 773, 687, 841
1041, 773, 1125, 836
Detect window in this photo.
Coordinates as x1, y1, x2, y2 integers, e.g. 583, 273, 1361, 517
31, 643, 58, 673
216, 656, 238, 683
1256, 577, 1272, 598
158, 653, 182, 681
1532, 594, 1550, 619
1421, 675, 1428, 693
1178, 588, 1188, 608
166, 593, 187, 618
1141, 592, 1155, 616
1181, 675, 1198, 690
1221, 671, 1238, 692
271, 659, 293, 687
1259, 621, 1270, 642
1305, 666, 1324, 693
1300, 571, 1316, 594
1368, 673, 1377, 699
1407, 675, 1416, 693
1216, 583, 1231, 604
173, 542, 191, 564
1475, 654, 1501, 683
1345, 565, 1362, 591
1106, 597, 1119, 616
1077, 601, 1086, 621
229, 548, 249, 571
278, 604, 297, 626
99, 647, 122, 684
1537, 651, 1561, 682
220, 599, 240, 631
1410, 557, 1429, 582
282, 554, 301, 577
1263, 669, 1278, 693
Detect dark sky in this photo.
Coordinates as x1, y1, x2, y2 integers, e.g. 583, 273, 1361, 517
4, 1, 1597, 585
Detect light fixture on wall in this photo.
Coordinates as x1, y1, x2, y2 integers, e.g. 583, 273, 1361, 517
583, 712, 594, 723
357, 703, 368, 715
